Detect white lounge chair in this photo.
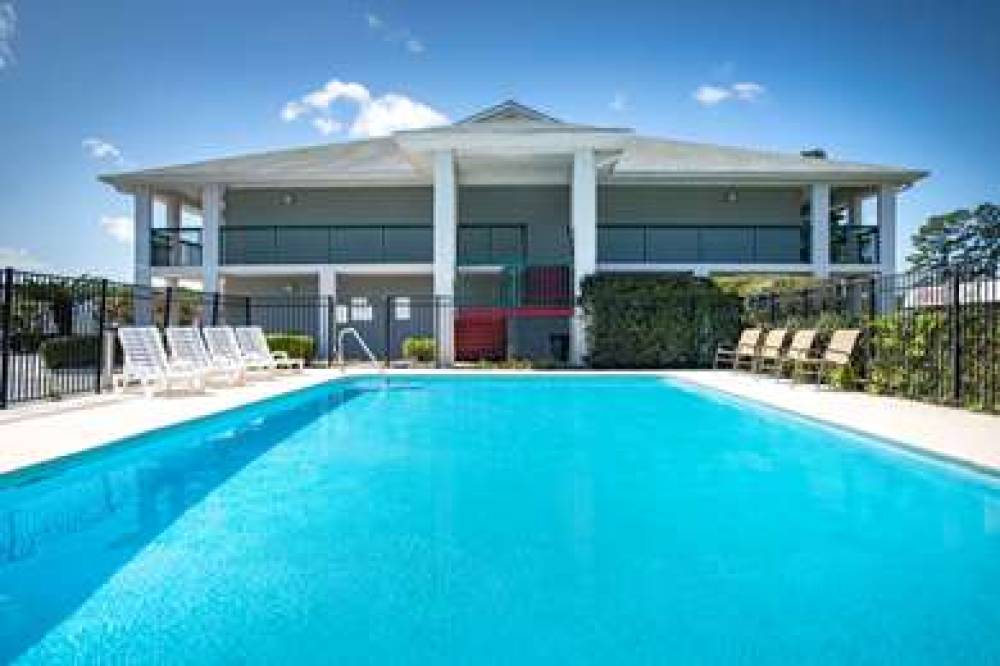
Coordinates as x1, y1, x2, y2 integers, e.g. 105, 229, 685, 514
116, 326, 204, 398
234, 326, 305, 372
202, 326, 275, 376
166, 327, 243, 386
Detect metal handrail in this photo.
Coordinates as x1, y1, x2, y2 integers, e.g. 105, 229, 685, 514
337, 327, 380, 371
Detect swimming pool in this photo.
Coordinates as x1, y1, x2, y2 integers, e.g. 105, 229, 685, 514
1, 375, 998, 663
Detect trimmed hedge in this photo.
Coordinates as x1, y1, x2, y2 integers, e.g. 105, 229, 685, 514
581, 275, 743, 368
266, 334, 315, 363
39, 336, 100, 370
402, 336, 435, 362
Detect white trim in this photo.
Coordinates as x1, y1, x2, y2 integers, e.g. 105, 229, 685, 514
219, 263, 433, 276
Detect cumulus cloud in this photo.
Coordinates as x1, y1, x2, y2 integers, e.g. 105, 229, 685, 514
365, 11, 425, 55
100, 215, 133, 244
0, 3, 15, 70
280, 80, 448, 138
693, 81, 766, 106
82, 137, 124, 164
0, 246, 46, 270
609, 91, 628, 112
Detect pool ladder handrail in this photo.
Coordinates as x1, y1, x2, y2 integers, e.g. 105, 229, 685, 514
336, 327, 381, 372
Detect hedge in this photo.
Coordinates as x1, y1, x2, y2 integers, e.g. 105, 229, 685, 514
581, 275, 743, 368
402, 336, 435, 362
39, 336, 101, 370
266, 334, 315, 364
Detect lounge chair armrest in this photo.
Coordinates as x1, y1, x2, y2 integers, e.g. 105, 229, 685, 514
272, 350, 290, 360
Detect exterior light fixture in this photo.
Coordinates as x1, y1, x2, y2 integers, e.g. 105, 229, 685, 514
279, 192, 296, 206
723, 189, 739, 203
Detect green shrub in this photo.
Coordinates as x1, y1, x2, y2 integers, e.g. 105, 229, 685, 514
581, 275, 744, 368
266, 334, 315, 363
402, 336, 435, 362
40, 336, 100, 369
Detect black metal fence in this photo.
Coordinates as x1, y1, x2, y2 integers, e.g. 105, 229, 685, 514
746, 263, 1000, 412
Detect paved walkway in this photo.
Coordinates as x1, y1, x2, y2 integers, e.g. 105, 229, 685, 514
0, 369, 996, 477
666, 370, 1000, 475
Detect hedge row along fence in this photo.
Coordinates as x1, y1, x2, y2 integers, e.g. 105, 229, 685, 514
746, 263, 999, 413
581, 275, 743, 369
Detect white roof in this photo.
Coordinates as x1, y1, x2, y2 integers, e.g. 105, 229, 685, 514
101, 100, 927, 194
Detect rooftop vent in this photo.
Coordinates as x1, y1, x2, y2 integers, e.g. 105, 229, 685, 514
800, 148, 827, 159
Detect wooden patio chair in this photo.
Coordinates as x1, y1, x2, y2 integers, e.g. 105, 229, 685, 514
771, 329, 818, 379
753, 328, 790, 374
714, 328, 763, 370
793, 329, 861, 385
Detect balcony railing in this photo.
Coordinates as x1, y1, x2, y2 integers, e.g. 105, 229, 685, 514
598, 225, 810, 264
151, 228, 203, 267
831, 226, 879, 265
217, 225, 527, 266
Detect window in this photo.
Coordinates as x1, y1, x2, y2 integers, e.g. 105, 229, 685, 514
350, 297, 372, 321
335, 304, 349, 324
394, 297, 411, 321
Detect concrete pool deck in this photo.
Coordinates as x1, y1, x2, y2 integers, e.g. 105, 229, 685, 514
0, 369, 996, 477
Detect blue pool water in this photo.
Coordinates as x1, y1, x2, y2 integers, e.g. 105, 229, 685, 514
1, 376, 999, 664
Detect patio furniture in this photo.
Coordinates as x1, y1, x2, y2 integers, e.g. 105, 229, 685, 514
771, 329, 818, 379
165, 327, 243, 386
234, 326, 305, 372
714, 328, 763, 370
753, 328, 790, 374
116, 326, 205, 398
203, 326, 275, 376
794, 329, 862, 385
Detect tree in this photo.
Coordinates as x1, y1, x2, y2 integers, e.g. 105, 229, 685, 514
908, 203, 1000, 273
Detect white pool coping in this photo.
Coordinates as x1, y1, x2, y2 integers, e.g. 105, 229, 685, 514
0, 368, 996, 477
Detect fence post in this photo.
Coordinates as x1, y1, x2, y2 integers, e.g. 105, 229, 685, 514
95, 279, 108, 394
950, 270, 962, 405
163, 286, 174, 328
0, 267, 13, 409
384, 295, 392, 369
212, 292, 221, 325
327, 296, 335, 367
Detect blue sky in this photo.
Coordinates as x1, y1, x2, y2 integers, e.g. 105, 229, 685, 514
0, 0, 997, 279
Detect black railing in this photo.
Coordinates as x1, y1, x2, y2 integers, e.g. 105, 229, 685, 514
151, 228, 203, 267
598, 224, 810, 264
746, 263, 999, 412
218, 224, 527, 266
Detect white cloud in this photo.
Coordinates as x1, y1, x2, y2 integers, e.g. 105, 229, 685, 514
364, 11, 425, 55
82, 137, 124, 164
0, 3, 15, 70
609, 91, 628, 112
100, 215, 132, 245
693, 81, 766, 106
0, 246, 46, 270
280, 80, 447, 138
693, 85, 732, 106
732, 81, 765, 101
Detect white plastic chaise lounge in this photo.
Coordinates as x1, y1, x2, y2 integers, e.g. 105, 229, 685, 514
116, 326, 205, 398
165, 327, 243, 386
202, 326, 275, 376
234, 326, 305, 372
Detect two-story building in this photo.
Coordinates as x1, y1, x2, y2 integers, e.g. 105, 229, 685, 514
101, 100, 926, 365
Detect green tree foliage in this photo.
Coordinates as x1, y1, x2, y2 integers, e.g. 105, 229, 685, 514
909, 203, 1000, 273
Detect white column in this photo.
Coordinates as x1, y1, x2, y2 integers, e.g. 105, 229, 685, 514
132, 186, 153, 324
877, 184, 897, 275
317, 267, 337, 364
810, 184, 831, 278
201, 184, 224, 294
433, 151, 457, 366
570, 148, 597, 366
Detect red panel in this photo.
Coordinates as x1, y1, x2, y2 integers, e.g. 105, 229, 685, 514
455, 309, 507, 361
